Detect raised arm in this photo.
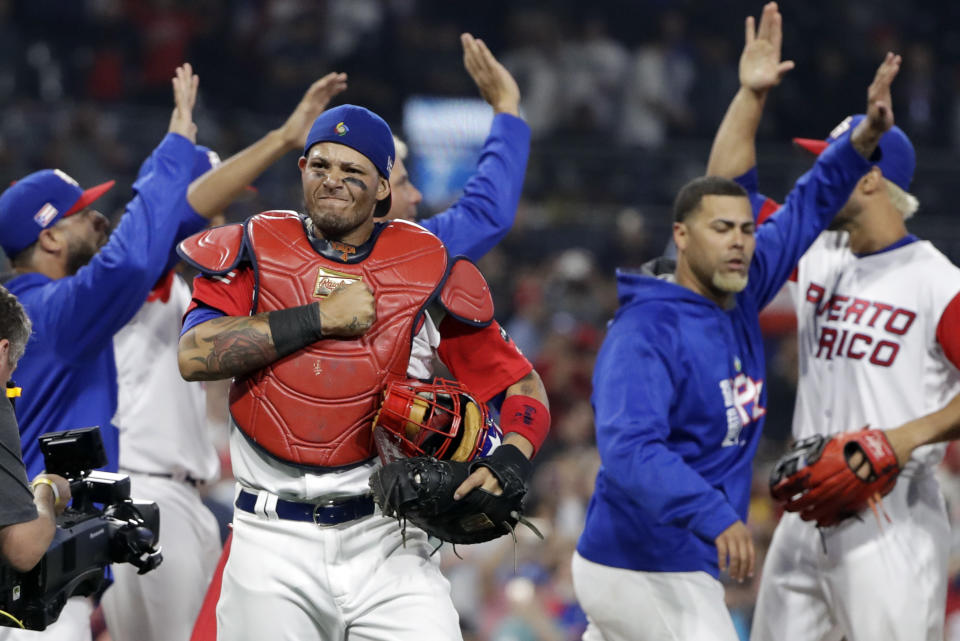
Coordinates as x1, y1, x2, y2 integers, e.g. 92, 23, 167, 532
706, 2, 793, 179
419, 33, 531, 260
187, 72, 348, 217
747, 52, 900, 307
43, 65, 209, 358
463, 32, 520, 117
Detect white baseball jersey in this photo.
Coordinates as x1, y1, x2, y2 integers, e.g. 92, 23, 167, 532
752, 231, 960, 641
791, 232, 960, 469
113, 274, 220, 481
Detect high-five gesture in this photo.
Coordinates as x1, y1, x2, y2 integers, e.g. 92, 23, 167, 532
740, 2, 794, 93
461, 33, 520, 117
851, 52, 901, 158
864, 51, 900, 135
278, 72, 349, 150
168, 63, 199, 143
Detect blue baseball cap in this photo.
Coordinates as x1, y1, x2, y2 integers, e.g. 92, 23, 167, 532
793, 114, 916, 191
0, 170, 114, 257
303, 105, 394, 215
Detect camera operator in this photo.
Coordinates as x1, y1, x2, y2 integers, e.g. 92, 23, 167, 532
0, 285, 71, 572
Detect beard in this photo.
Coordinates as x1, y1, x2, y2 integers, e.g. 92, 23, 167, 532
304, 192, 373, 241
712, 270, 749, 293
306, 207, 367, 240
64, 234, 106, 276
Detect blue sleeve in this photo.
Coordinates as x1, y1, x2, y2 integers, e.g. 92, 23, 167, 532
747, 134, 872, 309
592, 322, 740, 542
733, 167, 771, 221
420, 114, 530, 261
135, 144, 209, 275
181, 305, 225, 336
37, 133, 200, 361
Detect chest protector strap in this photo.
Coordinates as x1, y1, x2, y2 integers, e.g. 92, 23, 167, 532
229, 213, 449, 469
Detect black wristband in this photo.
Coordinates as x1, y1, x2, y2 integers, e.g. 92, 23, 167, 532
471, 443, 533, 484
268, 304, 323, 358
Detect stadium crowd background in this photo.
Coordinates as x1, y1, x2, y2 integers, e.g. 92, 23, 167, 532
3, 0, 960, 639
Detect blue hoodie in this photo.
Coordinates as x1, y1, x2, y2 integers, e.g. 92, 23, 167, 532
577, 132, 872, 577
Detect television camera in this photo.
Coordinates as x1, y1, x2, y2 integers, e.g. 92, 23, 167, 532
0, 427, 162, 630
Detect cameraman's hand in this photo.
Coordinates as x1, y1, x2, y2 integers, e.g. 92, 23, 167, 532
32, 474, 71, 514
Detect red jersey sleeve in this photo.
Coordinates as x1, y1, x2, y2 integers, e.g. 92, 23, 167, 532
437, 317, 533, 403
936, 291, 960, 370
184, 267, 256, 318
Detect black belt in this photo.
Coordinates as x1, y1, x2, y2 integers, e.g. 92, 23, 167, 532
120, 468, 203, 487
235, 489, 375, 526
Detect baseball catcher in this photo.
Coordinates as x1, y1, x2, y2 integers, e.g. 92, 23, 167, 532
369, 378, 539, 545
769, 428, 901, 527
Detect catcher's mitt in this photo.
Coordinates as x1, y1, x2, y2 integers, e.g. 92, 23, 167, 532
769, 428, 901, 527
368, 443, 537, 545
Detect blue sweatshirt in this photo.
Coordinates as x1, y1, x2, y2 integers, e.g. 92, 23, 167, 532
577, 134, 871, 577
7, 133, 206, 477
419, 113, 530, 261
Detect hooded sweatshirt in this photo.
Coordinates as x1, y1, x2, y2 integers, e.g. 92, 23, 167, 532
578, 131, 871, 576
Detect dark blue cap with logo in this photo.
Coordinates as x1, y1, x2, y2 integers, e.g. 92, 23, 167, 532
303, 105, 394, 216
0, 170, 115, 257
793, 114, 916, 191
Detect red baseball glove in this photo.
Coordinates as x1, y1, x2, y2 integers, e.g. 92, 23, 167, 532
769, 428, 901, 527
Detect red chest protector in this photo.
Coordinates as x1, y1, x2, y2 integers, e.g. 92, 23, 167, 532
227, 212, 447, 468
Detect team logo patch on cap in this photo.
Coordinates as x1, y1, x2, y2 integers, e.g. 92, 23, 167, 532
335, 122, 349, 136
33, 203, 59, 228
313, 266, 360, 298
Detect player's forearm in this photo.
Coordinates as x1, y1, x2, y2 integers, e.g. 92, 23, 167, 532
178, 314, 281, 381
179, 300, 333, 380
706, 86, 767, 179
187, 129, 292, 217
885, 393, 960, 464
500, 370, 550, 457
850, 119, 884, 161
504, 369, 549, 407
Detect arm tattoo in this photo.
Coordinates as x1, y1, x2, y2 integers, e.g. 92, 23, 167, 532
205, 327, 276, 375
182, 315, 279, 381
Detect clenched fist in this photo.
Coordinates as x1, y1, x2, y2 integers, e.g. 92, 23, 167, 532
318, 280, 376, 337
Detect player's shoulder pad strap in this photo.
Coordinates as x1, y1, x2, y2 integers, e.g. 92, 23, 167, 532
438, 257, 494, 327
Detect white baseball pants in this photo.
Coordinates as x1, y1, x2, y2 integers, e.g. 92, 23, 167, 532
571, 551, 741, 641
215, 494, 462, 641
101, 475, 222, 641
751, 468, 949, 641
